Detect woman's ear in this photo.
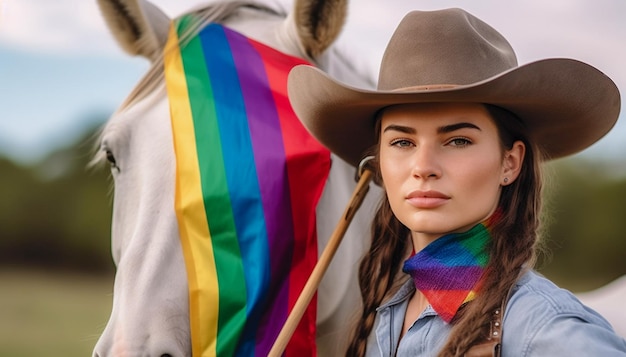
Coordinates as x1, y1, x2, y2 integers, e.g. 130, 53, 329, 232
501, 141, 525, 185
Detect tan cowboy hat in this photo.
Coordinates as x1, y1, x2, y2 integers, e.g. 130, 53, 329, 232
287, 8, 621, 167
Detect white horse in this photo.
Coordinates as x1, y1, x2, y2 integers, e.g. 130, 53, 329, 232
92, 0, 380, 356
577, 276, 626, 337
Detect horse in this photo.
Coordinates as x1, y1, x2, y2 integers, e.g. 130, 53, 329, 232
92, 0, 381, 356
577, 276, 626, 337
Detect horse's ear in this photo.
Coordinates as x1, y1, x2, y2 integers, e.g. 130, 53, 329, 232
293, 0, 348, 58
97, 0, 170, 62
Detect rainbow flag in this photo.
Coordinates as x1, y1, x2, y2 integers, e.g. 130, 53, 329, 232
163, 15, 331, 357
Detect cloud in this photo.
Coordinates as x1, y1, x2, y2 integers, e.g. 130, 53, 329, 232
0, 0, 284, 56
2, 0, 624, 73
0, 0, 116, 55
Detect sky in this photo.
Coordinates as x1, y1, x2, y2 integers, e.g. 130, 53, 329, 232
1, 0, 625, 166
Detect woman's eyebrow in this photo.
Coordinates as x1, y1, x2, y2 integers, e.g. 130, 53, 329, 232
383, 124, 416, 134
383, 122, 480, 134
437, 122, 481, 134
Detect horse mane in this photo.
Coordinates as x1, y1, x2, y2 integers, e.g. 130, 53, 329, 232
117, 1, 282, 113
92, 0, 372, 167
90, 1, 280, 167
87, 0, 266, 165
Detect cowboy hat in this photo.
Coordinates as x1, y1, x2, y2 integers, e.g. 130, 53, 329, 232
287, 8, 621, 167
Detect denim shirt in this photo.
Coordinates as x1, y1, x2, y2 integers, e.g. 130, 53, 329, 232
366, 270, 626, 356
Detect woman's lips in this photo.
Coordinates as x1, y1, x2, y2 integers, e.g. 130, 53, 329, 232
406, 190, 450, 208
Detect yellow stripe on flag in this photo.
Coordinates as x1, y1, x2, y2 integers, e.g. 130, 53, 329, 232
164, 23, 219, 357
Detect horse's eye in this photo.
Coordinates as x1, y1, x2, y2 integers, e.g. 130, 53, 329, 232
105, 150, 120, 172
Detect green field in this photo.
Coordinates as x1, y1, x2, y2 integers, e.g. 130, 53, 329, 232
0, 269, 113, 357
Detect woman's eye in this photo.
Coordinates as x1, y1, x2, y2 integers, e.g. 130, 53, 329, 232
448, 138, 472, 147
390, 139, 414, 148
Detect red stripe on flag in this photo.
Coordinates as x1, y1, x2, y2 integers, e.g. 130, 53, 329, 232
249, 39, 331, 356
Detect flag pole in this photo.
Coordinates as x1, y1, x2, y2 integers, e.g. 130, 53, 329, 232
268, 158, 375, 357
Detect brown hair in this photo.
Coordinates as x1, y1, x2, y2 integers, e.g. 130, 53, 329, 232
346, 104, 545, 357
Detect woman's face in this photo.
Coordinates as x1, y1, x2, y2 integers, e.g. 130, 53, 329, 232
379, 102, 523, 247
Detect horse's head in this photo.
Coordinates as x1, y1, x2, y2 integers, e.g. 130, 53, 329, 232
93, 1, 377, 356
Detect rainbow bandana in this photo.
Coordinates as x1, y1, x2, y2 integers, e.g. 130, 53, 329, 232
402, 215, 498, 323
164, 15, 330, 357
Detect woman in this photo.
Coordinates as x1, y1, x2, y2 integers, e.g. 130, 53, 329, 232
287, 8, 626, 357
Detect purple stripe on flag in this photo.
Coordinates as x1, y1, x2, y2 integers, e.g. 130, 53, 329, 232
225, 28, 294, 354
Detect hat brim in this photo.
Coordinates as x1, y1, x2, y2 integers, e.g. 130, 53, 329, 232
288, 58, 621, 167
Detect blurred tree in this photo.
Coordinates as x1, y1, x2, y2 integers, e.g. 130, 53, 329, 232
0, 121, 114, 274
539, 158, 626, 291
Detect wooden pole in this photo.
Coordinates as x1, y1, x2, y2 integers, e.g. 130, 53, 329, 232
268, 168, 373, 357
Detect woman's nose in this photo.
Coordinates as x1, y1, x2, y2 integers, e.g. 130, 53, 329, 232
410, 145, 442, 179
